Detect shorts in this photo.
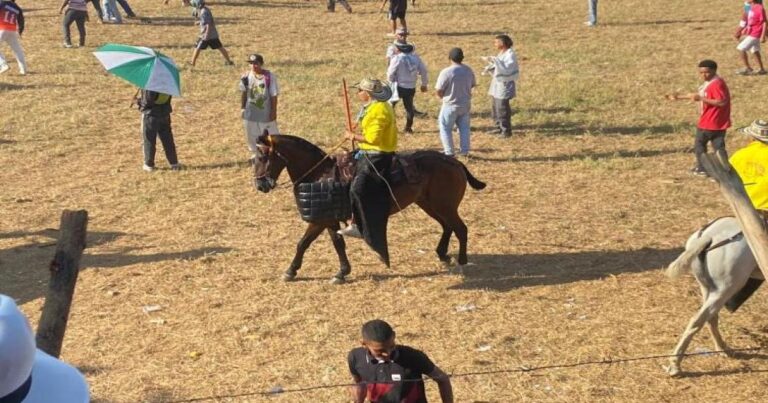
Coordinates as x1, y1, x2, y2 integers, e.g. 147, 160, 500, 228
737, 36, 761, 54
389, 10, 406, 20
196, 38, 223, 50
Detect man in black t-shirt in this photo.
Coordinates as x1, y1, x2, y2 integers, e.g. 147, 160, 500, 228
347, 320, 453, 403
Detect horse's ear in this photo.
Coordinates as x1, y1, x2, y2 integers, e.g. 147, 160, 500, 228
256, 131, 268, 145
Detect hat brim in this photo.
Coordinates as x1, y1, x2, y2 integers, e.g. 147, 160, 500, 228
371, 85, 393, 102
738, 126, 768, 142
23, 350, 89, 403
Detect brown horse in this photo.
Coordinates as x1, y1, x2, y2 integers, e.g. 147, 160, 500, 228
252, 133, 486, 283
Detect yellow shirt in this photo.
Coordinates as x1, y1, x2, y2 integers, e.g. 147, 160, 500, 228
359, 101, 397, 152
731, 140, 768, 210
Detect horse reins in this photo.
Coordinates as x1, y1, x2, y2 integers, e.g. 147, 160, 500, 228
255, 135, 349, 190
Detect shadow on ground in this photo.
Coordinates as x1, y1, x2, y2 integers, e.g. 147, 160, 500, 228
211, 0, 313, 8
469, 146, 690, 163
0, 229, 232, 305
449, 247, 682, 292
604, 19, 722, 27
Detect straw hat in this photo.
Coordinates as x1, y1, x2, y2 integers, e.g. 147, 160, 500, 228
738, 120, 768, 143
351, 78, 393, 102
0, 294, 89, 403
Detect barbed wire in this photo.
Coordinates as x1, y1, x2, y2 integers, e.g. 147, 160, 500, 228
162, 346, 765, 402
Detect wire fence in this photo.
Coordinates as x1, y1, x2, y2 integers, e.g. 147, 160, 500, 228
163, 346, 765, 402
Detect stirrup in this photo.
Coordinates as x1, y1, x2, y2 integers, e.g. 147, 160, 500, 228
337, 224, 362, 238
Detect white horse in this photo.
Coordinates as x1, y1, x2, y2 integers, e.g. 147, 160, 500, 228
665, 216, 765, 376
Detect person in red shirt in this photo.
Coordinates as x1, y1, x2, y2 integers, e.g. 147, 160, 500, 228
667, 59, 731, 176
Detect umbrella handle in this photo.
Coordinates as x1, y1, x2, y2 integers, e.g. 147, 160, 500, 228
130, 87, 141, 109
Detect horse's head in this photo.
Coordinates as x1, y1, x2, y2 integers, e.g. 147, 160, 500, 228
253, 133, 287, 193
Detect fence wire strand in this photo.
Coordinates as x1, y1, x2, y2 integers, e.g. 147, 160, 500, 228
162, 346, 764, 402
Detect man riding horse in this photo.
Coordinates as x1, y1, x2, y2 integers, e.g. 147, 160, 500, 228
338, 77, 398, 265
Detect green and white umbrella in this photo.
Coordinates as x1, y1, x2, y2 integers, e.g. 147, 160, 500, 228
93, 44, 181, 97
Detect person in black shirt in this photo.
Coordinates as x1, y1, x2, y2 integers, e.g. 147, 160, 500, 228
380, 0, 408, 37
135, 90, 180, 172
347, 320, 453, 403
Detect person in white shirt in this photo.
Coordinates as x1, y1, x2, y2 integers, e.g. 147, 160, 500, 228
482, 34, 519, 138
239, 53, 279, 161
387, 41, 428, 133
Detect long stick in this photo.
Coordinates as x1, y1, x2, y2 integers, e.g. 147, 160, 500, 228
342, 78, 353, 131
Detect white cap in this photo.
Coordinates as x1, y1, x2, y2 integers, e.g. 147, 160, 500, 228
0, 294, 90, 403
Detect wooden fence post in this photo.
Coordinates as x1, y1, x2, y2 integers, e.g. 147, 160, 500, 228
701, 154, 768, 279
35, 209, 88, 358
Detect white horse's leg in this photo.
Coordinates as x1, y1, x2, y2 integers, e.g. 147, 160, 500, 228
697, 283, 729, 353
707, 313, 731, 355
666, 304, 713, 376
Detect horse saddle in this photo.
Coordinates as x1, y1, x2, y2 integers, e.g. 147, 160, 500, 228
333, 151, 421, 185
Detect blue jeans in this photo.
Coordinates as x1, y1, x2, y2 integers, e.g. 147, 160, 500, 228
587, 0, 597, 24
103, 0, 122, 23
438, 105, 471, 156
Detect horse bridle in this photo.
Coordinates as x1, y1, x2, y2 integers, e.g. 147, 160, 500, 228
254, 135, 337, 189
254, 135, 288, 180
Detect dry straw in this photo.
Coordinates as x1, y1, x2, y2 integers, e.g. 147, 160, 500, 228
2, 0, 768, 402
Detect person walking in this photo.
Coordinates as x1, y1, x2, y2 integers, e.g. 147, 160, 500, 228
380, 0, 407, 37
327, 0, 351, 13
102, 0, 122, 23
666, 60, 731, 176
387, 40, 428, 134
189, 0, 234, 67
135, 89, 181, 172
482, 34, 519, 137
239, 53, 279, 161
59, 0, 88, 48
736, 0, 767, 75
0, 0, 26, 75
435, 47, 476, 158
348, 319, 454, 403
586, 0, 598, 26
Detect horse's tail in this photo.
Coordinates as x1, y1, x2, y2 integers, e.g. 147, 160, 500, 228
462, 164, 486, 190
666, 235, 712, 279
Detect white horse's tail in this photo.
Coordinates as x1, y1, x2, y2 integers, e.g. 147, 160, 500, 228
666, 235, 712, 278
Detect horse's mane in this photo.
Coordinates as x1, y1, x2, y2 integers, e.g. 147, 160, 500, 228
275, 134, 327, 159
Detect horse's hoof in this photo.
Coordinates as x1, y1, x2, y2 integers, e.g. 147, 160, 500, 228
439, 257, 455, 268
282, 272, 297, 282
329, 276, 346, 285
663, 364, 681, 377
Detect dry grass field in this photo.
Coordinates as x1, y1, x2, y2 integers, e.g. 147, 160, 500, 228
4, 0, 768, 401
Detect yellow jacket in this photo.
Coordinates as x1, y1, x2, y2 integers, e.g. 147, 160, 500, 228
359, 101, 397, 152
731, 140, 768, 210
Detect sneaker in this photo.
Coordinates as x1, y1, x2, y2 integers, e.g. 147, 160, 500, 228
0, 64, 9, 74
63, 43, 73, 48
170, 163, 182, 171
224, 60, 234, 66
690, 167, 708, 177
757, 70, 768, 75
736, 68, 754, 75
18, 68, 26, 75
143, 164, 155, 172
337, 224, 362, 238
584, 21, 596, 27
